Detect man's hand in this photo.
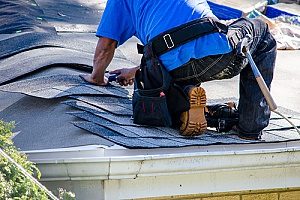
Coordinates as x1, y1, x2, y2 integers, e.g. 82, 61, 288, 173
110, 66, 139, 86
80, 74, 108, 86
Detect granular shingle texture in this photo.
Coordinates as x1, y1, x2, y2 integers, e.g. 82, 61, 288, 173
0, 48, 93, 85
0, 74, 130, 99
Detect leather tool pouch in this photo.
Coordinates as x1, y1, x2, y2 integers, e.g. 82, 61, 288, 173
133, 43, 189, 127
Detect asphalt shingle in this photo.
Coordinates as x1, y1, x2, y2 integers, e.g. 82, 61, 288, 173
267, 129, 300, 140
0, 75, 129, 99
73, 121, 159, 148
69, 110, 175, 138
0, 48, 93, 85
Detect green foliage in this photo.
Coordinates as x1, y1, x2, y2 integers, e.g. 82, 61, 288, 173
58, 188, 76, 200
0, 120, 48, 199
0, 120, 76, 200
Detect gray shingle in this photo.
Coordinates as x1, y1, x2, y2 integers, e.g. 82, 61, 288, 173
29, 88, 69, 99
69, 111, 114, 126
72, 121, 121, 137
0, 48, 93, 85
73, 121, 158, 148
66, 101, 139, 126
267, 129, 300, 140
0, 74, 82, 92
199, 134, 253, 144
119, 126, 175, 138
107, 136, 159, 148
169, 137, 213, 145
64, 100, 107, 115
70, 111, 140, 137
138, 138, 187, 148
71, 96, 133, 115
267, 118, 300, 131
0, 32, 127, 60
261, 131, 289, 142
0, 74, 129, 98
71, 95, 132, 105
69, 110, 174, 138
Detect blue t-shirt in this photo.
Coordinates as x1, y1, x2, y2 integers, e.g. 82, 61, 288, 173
96, 0, 232, 71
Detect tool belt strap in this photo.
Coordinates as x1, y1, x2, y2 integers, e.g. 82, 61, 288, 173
137, 17, 228, 56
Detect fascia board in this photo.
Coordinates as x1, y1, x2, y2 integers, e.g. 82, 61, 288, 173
27, 142, 300, 181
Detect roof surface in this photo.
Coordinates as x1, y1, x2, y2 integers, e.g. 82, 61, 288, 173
0, 0, 300, 151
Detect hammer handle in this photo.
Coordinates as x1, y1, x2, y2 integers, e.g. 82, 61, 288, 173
246, 51, 277, 111
256, 76, 277, 111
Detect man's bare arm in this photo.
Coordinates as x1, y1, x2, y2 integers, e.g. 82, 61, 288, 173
82, 37, 117, 85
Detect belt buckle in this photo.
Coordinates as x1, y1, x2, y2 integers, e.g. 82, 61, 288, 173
163, 34, 174, 49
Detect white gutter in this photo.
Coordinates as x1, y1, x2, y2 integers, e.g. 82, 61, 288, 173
24, 141, 300, 181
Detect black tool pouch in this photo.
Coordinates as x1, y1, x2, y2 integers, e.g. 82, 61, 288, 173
133, 43, 189, 127
133, 89, 172, 126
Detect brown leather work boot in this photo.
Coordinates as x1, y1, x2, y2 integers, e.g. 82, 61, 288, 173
180, 86, 207, 136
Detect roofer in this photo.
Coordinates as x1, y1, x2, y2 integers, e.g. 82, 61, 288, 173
82, 0, 277, 140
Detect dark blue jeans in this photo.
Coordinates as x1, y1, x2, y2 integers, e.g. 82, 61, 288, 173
170, 18, 277, 135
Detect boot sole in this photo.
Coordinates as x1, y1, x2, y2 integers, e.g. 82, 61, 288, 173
180, 87, 207, 136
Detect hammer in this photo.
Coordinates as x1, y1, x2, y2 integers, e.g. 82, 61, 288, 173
240, 34, 277, 111
240, 35, 300, 134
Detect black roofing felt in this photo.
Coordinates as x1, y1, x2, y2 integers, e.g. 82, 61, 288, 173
34, 0, 103, 27
31, 0, 105, 33
0, 0, 56, 34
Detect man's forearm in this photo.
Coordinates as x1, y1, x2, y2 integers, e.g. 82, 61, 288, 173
82, 37, 139, 86
90, 37, 117, 83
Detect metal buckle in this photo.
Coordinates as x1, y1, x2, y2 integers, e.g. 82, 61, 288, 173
163, 34, 174, 49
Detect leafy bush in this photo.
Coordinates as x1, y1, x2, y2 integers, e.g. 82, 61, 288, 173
0, 120, 75, 200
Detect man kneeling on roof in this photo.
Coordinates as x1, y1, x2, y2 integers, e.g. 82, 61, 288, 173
82, 0, 277, 140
